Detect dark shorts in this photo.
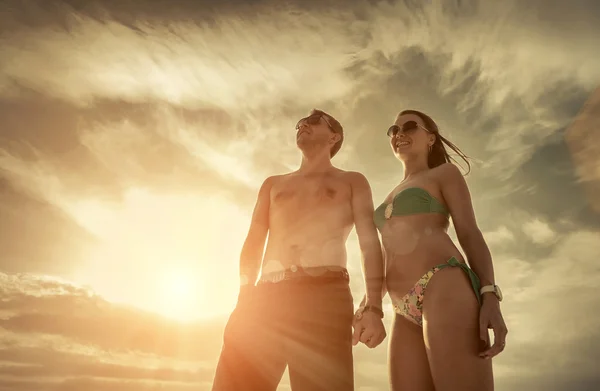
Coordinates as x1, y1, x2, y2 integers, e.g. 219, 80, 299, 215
211, 269, 355, 391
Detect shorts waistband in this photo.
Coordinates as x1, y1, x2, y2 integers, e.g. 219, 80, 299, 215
257, 265, 349, 284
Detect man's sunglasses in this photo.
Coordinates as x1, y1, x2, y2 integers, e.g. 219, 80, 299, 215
387, 121, 431, 138
296, 114, 334, 131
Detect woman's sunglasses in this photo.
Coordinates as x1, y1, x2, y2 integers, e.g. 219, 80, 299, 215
296, 114, 334, 131
387, 121, 431, 138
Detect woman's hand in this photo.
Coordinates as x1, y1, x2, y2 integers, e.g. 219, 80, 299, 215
479, 295, 508, 359
352, 307, 386, 349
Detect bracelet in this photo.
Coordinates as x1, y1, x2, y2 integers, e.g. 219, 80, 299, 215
362, 304, 384, 319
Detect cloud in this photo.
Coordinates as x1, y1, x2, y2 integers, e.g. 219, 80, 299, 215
0, 178, 99, 275
483, 225, 515, 246
490, 229, 600, 389
2, 1, 597, 168
0, 148, 70, 209
0, 274, 225, 358
360, 0, 599, 177
0, 1, 364, 111
0, 377, 211, 391
521, 218, 556, 245
0, 272, 224, 389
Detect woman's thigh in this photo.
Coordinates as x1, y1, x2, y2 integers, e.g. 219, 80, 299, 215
388, 314, 435, 391
422, 267, 494, 391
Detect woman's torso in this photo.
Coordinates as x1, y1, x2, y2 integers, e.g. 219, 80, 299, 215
376, 167, 465, 302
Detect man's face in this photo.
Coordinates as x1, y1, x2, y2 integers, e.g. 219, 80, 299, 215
295, 113, 335, 150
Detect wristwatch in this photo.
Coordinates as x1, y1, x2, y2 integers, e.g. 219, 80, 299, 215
361, 305, 384, 319
480, 284, 503, 302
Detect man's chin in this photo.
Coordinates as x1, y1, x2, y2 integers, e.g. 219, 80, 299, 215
296, 141, 309, 150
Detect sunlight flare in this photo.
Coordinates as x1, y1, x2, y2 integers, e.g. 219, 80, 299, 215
157, 268, 201, 321
69, 188, 250, 321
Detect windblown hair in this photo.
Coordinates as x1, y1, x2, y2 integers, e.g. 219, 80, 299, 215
400, 109, 471, 175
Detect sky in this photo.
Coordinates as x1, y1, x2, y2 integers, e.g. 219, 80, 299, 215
0, 0, 599, 390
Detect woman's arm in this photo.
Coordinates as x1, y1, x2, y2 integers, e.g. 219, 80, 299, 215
437, 162, 508, 358
438, 163, 496, 293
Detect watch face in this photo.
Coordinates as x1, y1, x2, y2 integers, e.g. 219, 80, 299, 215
495, 285, 503, 300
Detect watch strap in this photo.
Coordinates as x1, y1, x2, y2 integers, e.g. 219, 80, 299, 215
480, 285, 497, 294
480, 284, 503, 301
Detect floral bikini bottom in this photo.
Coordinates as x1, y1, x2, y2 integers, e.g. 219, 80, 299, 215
393, 257, 482, 327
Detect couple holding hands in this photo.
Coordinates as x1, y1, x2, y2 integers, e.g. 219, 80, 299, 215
211, 108, 507, 391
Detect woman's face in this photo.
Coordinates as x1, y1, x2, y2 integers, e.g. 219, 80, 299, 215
388, 113, 435, 161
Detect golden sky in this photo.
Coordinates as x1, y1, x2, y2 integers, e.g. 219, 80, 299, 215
1, 0, 599, 390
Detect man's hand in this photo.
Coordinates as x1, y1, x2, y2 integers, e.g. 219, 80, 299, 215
352, 308, 386, 349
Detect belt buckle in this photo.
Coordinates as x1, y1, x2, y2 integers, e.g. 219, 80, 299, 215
284, 265, 300, 281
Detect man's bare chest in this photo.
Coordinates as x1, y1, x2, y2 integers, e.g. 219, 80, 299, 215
270, 177, 351, 211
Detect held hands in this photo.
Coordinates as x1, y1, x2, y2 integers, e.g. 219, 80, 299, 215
352, 306, 386, 349
479, 294, 508, 359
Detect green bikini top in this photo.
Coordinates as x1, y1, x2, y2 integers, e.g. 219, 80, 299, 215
373, 187, 449, 230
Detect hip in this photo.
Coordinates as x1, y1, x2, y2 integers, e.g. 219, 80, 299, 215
383, 237, 467, 292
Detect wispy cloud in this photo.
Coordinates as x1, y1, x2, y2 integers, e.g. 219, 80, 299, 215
522, 218, 557, 245
0, 3, 363, 110
1, 1, 597, 171
0, 148, 69, 208
483, 225, 515, 246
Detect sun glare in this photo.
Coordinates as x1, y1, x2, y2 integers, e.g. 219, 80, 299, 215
157, 269, 201, 322
70, 189, 247, 323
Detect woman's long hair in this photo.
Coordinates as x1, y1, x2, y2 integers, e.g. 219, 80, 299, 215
399, 109, 471, 175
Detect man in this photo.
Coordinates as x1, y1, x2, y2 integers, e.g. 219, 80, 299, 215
211, 109, 386, 391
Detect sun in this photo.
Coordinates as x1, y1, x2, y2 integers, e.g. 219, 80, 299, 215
157, 269, 203, 322
70, 190, 247, 322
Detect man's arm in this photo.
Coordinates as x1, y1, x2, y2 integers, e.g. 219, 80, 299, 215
239, 176, 274, 288
359, 243, 387, 307
349, 172, 384, 309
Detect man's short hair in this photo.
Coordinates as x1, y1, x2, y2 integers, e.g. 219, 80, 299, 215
309, 109, 344, 158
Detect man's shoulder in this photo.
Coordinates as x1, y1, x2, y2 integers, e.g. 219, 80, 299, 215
260, 173, 293, 189
338, 170, 370, 186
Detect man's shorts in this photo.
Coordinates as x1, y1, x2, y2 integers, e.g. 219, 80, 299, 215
211, 266, 355, 391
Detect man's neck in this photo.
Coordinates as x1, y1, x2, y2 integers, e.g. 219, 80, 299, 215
298, 151, 334, 174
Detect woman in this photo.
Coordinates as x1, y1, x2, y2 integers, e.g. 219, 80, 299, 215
355, 110, 507, 391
